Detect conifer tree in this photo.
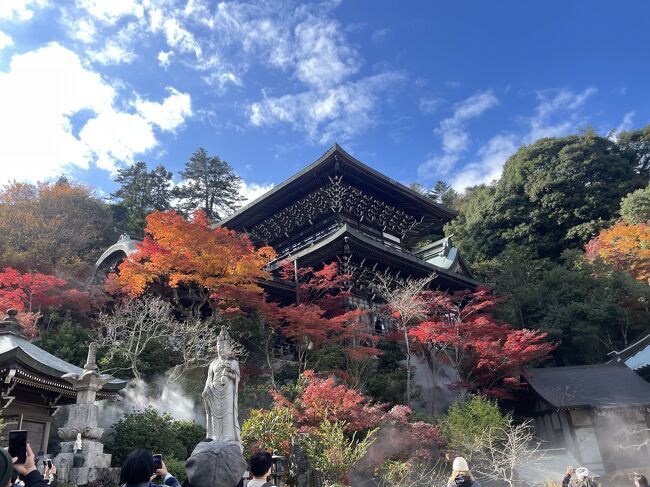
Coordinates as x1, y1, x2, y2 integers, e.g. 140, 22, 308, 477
173, 148, 243, 221
111, 162, 173, 236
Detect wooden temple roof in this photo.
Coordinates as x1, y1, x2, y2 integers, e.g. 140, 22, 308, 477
269, 223, 478, 291
220, 144, 457, 240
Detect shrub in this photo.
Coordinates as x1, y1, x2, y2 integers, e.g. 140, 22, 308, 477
106, 407, 205, 466
442, 394, 508, 452
162, 456, 187, 483
301, 419, 376, 486
621, 182, 650, 224
241, 407, 297, 459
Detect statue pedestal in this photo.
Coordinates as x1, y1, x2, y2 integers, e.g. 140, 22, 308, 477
53, 440, 118, 487
58, 403, 104, 440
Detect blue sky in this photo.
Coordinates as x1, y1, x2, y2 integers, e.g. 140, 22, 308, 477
1, 0, 648, 201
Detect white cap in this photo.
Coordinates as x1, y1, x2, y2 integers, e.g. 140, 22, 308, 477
575, 467, 590, 480
452, 457, 469, 471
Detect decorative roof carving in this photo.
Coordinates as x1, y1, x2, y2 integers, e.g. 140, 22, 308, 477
248, 176, 425, 245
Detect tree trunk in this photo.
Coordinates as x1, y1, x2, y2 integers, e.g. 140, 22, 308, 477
403, 324, 411, 408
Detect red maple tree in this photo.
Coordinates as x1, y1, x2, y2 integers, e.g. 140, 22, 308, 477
263, 262, 379, 372
0, 267, 87, 336
106, 210, 275, 318
409, 287, 554, 398
271, 370, 385, 432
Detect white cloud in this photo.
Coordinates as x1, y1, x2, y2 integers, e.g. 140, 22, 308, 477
88, 40, 136, 65
294, 17, 359, 90
527, 87, 597, 142
157, 50, 172, 68
419, 97, 441, 114
239, 181, 274, 204
76, 0, 143, 25
250, 72, 403, 143
0, 31, 14, 51
0, 0, 48, 21
70, 18, 96, 43
134, 88, 192, 131
0, 43, 191, 182
79, 110, 156, 171
162, 17, 202, 57
615, 111, 635, 135
418, 90, 499, 179
447, 87, 598, 190
441, 90, 499, 129
451, 133, 518, 190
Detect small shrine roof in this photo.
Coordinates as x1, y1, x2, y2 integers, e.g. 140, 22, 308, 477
608, 333, 650, 371
524, 363, 650, 410
0, 331, 126, 392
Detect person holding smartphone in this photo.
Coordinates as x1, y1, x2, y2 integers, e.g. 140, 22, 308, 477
120, 450, 179, 487
10, 443, 49, 487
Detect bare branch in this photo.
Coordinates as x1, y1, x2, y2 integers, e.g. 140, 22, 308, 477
97, 296, 177, 381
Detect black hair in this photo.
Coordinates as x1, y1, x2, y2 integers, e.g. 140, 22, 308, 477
120, 449, 155, 485
637, 475, 649, 487
250, 450, 273, 477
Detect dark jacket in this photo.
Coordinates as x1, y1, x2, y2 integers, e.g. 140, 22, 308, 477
124, 474, 181, 487
446, 480, 480, 487
562, 475, 597, 487
22, 470, 49, 487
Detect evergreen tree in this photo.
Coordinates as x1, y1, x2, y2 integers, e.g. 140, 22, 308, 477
620, 182, 650, 224
447, 129, 649, 263
111, 162, 173, 236
428, 179, 460, 209
173, 148, 244, 221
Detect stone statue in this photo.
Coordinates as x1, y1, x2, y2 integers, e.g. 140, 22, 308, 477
74, 434, 82, 453
203, 326, 241, 442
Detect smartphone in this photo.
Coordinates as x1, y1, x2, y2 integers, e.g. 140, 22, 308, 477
153, 454, 162, 470
8, 430, 27, 464
42, 461, 47, 468
47, 460, 53, 469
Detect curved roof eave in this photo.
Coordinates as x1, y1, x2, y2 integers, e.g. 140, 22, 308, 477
219, 144, 458, 229
0, 334, 126, 392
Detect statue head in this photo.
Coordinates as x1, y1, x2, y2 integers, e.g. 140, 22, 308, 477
217, 326, 232, 358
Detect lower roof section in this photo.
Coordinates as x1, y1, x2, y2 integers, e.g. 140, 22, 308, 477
269, 223, 479, 291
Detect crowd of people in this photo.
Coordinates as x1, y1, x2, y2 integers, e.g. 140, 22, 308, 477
2, 443, 649, 487
0, 438, 274, 487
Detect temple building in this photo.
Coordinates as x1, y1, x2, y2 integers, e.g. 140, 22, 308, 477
95, 144, 476, 299
521, 364, 650, 476
93, 145, 477, 412
0, 310, 126, 455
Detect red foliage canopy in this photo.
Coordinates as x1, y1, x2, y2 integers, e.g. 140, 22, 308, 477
264, 262, 378, 361
271, 370, 385, 432
0, 267, 87, 336
409, 286, 555, 398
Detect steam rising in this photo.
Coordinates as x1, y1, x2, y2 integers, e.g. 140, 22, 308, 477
98, 377, 203, 429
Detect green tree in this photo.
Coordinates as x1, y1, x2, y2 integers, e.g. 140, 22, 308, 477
447, 130, 648, 263
428, 180, 459, 209
442, 394, 508, 452
620, 182, 650, 224
39, 319, 98, 367
478, 249, 650, 365
173, 148, 243, 221
617, 124, 650, 178
111, 162, 173, 235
